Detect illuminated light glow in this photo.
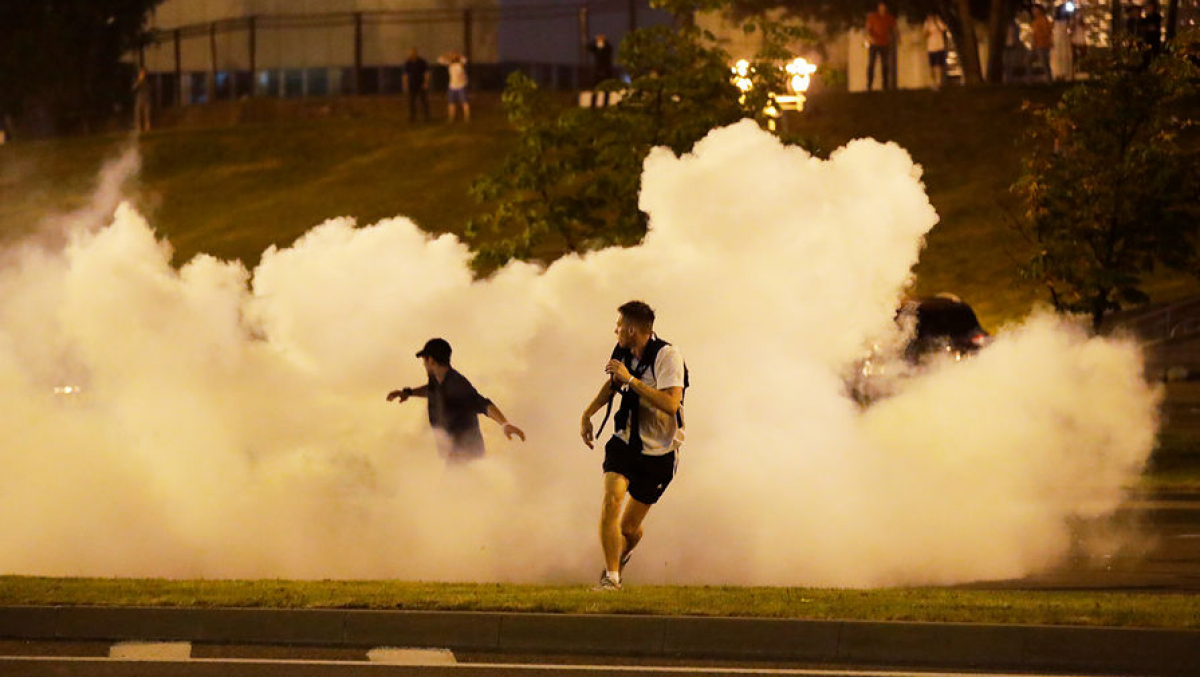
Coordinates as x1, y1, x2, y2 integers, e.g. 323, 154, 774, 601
776, 93, 807, 112
785, 57, 817, 96
53, 386, 80, 395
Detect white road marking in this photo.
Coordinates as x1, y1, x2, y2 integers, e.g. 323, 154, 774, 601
107, 642, 192, 660
367, 646, 457, 664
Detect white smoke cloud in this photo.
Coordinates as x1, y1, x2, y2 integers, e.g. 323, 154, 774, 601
0, 120, 1159, 585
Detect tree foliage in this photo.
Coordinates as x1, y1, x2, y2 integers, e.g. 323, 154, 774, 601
0, 0, 164, 133
1012, 39, 1200, 331
466, 0, 812, 272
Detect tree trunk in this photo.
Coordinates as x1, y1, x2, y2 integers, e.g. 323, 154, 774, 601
954, 0, 984, 84
985, 0, 1014, 83
1166, 0, 1179, 41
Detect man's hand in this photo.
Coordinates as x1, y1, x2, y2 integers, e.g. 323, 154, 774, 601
386, 387, 412, 403
580, 416, 595, 449
605, 359, 632, 385
503, 423, 526, 442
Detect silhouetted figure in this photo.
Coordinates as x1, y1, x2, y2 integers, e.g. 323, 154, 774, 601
403, 48, 430, 122
866, 2, 897, 90
1030, 5, 1054, 82
586, 34, 615, 107
133, 67, 152, 132
438, 52, 470, 122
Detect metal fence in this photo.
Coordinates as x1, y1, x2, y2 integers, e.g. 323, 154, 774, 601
137, 1, 660, 108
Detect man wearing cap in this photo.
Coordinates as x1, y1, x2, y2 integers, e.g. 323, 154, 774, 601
387, 338, 525, 461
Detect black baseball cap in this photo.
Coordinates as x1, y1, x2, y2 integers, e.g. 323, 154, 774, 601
416, 337, 452, 364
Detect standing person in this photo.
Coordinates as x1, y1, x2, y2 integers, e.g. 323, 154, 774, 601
438, 51, 470, 122
133, 67, 152, 133
1141, 0, 1163, 55
387, 338, 524, 462
580, 301, 687, 591
403, 48, 430, 123
866, 2, 897, 91
923, 12, 949, 89
586, 33, 615, 107
1030, 5, 1054, 82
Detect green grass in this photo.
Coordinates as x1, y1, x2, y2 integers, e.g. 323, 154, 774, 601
0, 96, 516, 269
2, 577, 1197, 629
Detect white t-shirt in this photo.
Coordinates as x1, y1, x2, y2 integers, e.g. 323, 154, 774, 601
615, 343, 686, 456
924, 16, 948, 52
440, 58, 469, 90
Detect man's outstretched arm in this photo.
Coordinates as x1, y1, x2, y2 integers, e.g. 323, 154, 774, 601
485, 403, 525, 441
386, 385, 429, 402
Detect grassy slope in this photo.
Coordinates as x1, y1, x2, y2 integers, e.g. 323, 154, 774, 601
4, 89, 1195, 328
798, 85, 1200, 329
1, 577, 1197, 628
0, 100, 515, 269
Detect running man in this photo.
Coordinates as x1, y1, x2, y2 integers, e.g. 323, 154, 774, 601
580, 301, 686, 591
388, 338, 524, 462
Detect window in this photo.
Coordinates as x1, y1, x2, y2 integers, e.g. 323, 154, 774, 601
306, 68, 329, 96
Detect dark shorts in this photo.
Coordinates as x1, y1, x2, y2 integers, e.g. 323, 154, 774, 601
603, 436, 677, 505
448, 87, 469, 104
928, 50, 947, 67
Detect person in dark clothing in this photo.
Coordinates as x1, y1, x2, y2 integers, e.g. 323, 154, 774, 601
586, 34, 615, 107
387, 338, 524, 462
1140, 0, 1163, 55
403, 48, 431, 122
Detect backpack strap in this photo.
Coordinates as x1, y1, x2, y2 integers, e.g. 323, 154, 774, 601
612, 338, 668, 453
594, 343, 626, 437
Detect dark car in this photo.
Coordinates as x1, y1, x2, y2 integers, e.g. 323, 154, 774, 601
849, 294, 991, 405
901, 295, 991, 363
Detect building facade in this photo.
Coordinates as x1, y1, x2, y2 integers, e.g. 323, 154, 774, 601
138, 0, 670, 106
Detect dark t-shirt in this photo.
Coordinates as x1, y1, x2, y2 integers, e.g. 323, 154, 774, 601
427, 368, 492, 458
587, 41, 614, 81
404, 57, 428, 89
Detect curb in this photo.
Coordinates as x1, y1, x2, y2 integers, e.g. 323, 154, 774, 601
1, 606, 1198, 676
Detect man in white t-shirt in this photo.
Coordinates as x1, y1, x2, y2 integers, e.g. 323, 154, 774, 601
438, 51, 470, 122
923, 13, 949, 88
580, 300, 686, 591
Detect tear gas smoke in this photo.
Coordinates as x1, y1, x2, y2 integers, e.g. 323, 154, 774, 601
0, 120, 1158, 585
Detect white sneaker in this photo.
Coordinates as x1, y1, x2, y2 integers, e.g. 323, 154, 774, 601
592, 571, 622, 591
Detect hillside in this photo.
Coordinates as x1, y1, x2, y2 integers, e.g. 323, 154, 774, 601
1, 88, 1196, 329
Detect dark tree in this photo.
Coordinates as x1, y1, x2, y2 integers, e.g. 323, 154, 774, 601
1012, 39, 1200, 331
0, 0, 164, 134
466, 0, 812, 272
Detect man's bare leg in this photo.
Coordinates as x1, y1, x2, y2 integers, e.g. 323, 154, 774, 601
619, 497, 652, 566
600, 472, 629, 573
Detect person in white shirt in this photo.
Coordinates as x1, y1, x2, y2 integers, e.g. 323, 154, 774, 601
438, 51, 470, 122
580, 300, 686, 591
923, 13, 949, 89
